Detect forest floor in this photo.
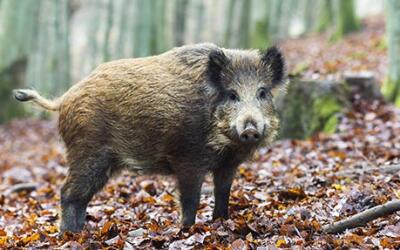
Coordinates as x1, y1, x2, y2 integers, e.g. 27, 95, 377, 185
1, 17, 400, 249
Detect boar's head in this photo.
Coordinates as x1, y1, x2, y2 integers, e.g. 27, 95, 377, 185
206, 47, 286, 150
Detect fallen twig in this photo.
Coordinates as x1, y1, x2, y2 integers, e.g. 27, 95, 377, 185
4, 182, 38, 195
323, 199, 400, 234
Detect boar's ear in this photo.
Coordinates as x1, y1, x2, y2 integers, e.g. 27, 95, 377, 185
260, 46, 285, 86
207, 49, 230, 86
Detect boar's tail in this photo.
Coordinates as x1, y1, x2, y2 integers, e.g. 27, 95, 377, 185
13, 89, 61, 112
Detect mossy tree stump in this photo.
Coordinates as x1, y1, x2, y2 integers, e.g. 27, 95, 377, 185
276, 75, 382, 139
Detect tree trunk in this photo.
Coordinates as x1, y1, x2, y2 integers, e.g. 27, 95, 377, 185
173, 0, 188, 46
26, 0, 70, 97
223, 0, 237, 47
0, 60, 28, 123
133, 0, 153, 57
317, 0, 334, 32
193, 0, 205, 43
381, 0, 400, 105
153, 0, 168, 53
302, 0, 320, 33
0, 0, 39, 72
250, 0, 270, 49
268, 0, 284, 42
86, 0, 101, 74
237, 0, 251, 48
332, 0, 359, 40
0, 0, 40, 122
102, 0, 114, 62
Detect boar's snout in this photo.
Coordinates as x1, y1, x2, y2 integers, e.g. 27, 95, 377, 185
238, 121, 261, 144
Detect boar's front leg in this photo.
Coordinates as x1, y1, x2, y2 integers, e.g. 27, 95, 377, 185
212, 165, 237, 220
176, 169, 207, 227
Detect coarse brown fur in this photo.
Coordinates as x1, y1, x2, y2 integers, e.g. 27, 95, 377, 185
14, 43, 286, 233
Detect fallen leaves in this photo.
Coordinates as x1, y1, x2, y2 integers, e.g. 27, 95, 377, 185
101, 220, 119, 239
275, 238, 287, 248
278, 187, 307, 200
0, 229, 8, 248
231, 238, 247, 250
1, 17, 400, 249
20, 232, 41, 246
0, 236, 8, 247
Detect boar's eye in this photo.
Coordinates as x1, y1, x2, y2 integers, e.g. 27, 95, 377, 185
257, 87, 270, 100
227, 90, 240, 102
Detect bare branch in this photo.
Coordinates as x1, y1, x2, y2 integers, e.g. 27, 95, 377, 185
4, 182, 37, 195
323, 200, 400, 234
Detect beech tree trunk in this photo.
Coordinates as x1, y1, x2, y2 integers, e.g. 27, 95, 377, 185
317, 0, 334, 32
332, 0, 359, 40
382, 0, 400, 105
0, 0, 40, 122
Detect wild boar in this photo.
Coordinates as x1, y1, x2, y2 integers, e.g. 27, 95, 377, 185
13, 43, 286, 233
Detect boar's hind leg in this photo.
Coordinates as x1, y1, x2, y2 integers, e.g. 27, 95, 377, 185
212, 166, 237, 220
176, 170, 207, 227
60, 151, 115, 233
